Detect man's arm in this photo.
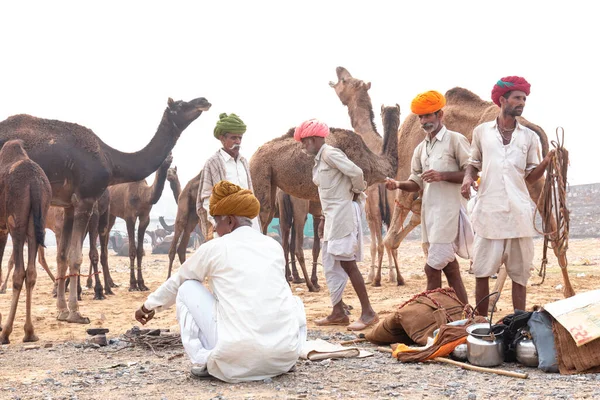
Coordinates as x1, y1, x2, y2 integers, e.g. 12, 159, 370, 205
385, 144, 422, 193
424, 134, 470, 184
525, 150, 555, 184
324, 148, 366, 192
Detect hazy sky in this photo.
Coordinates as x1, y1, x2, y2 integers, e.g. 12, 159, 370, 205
1, 1, 597, 219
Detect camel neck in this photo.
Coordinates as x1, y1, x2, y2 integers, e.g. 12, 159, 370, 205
346, 94, 382, 153
169, 178, 181, 202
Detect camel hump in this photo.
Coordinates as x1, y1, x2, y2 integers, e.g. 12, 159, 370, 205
445, 87, 489, 106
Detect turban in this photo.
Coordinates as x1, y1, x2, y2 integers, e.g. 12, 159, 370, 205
209, 180, 260, 219
410, 90, 446, 115
214, 113, 247, 139
491, 76, 531, 106
293, 119, 330, 142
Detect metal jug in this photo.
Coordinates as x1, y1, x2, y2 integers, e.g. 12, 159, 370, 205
466, 323, 505, 367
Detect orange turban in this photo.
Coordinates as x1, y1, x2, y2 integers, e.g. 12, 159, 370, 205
410, 90, 446, 115
209, 181, 260, 219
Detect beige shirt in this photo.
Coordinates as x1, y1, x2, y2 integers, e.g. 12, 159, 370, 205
468, 120, 541, 239
312, 144, 366, 241
409, 126, 470, 243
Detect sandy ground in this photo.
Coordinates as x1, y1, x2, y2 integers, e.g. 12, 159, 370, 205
0, 237, 599, 399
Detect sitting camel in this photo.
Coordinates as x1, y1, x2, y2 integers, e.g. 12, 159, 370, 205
108, 154, 173, 291
0, 140, 51, 344
276, 189, 322, 292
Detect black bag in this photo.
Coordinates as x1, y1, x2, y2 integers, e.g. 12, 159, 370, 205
499, 309, 533, 362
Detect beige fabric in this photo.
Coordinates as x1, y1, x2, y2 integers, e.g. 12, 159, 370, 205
196, 149, 256, 236
472, 235, 534, 286
426, 208, 474, 269
408, 127, 471, 243
313, 144, 367, 241
322, 202, 363, 306
468, 120, 541, 239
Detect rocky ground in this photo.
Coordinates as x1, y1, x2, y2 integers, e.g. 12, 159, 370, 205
1, 238, 599, 399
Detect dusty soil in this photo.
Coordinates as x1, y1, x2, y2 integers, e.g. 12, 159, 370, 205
0, 238, 599, 400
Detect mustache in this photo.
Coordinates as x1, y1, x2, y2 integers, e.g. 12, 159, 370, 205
422, 123, 435, 130
301, 149, 315, 157
228, 144, 241, 150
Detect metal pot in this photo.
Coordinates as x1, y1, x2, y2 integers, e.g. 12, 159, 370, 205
515, 338, 539, 367
466, 323, 505, 367
451, 343, 468, 361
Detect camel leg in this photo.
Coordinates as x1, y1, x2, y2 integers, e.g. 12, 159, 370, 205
98, 209, 114, 294
23, 230, 39, 343
136, 215, 150, 291
0, 236, 26, 344
293, 215, 316, 292
63, 200, 94, 324
289, 223, 305, 284
311, 216, 321, 291
0, 232, 6, 293
386, 246, 396, 283
167, 220, 184, 279
56, 208, 74, 321
87, 210, 104, 300
125, 218, 138, 291
489, 266, 508, 313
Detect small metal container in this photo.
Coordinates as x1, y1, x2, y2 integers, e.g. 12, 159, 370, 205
451, 343, 468, 361
466, 323, 505, 367
515, 338, 539, 367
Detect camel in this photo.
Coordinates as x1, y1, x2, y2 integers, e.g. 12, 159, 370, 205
107, 154, 173, 291
0, 96, 211, 323
0, 140, 51, 344
249, 117, 399, 235
167, 166, 181, 202
381, 87, 575, 300
276, 189, 322, 291
329, 66, 398, 286
165, 172, 202, 278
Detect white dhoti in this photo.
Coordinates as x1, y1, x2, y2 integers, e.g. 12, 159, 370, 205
426, 207, 474, 270
322, 202, 363, 306
176, 280, 218, 367
472, 236, 534, 287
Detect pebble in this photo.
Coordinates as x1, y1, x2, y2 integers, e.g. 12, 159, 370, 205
263, 378, 272, 384
468, 394, 477, 400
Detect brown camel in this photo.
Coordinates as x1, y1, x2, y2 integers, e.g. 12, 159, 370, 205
167, 166, 181, 202
329, 66, 398, 286
166, 172, 202, 278
276, 189, 322, 291
0, 96, 211, 323
0, 140, 51, 344
107, 154, 173, 291
250, 121, 399, 235
382, 87, 574, 298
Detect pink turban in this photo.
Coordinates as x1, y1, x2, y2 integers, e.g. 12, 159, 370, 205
491, 76, 531, 106
293, 119, 330, 142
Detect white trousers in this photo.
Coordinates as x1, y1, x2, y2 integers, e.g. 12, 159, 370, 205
322, 202, 363, 306
176, 280, 218, 366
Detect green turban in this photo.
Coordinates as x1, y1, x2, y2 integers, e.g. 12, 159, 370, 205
213, 113, 247, 139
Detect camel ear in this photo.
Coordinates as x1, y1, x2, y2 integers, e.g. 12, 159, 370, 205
168, 97, 175, 107
381, 104, 385, 114
174, 166, 177, 172
364, 82, 371, 90
396, 103, 400, 112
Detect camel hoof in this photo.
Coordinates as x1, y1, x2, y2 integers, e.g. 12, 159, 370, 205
396, 277, 406, 286
23, 333, 39, 343
0, 335, 9, 345
371, 281, 381, 287
128, 286, 140, 292
105, 287, 115, 296
65, 312, 90, 324
308, 285, 320, 293
56, 310, 70, 321
86, 279, 93, 289
292, 278, 306, 284
0, 288, 6, 294
109, 281, 118, 288
94, 293, 106, 301
138, 283, 149, 292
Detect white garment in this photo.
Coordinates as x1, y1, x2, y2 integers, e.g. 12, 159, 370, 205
144, 226, 307, 383
469, 120, 541, 239
202, 149, 260, 231
472, 235, 534, 286
426, 207, 474, 270
322, 202, 364, 306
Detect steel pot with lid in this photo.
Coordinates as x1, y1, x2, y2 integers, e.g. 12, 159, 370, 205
515, 337, 539, 367
466, 323, 506, 367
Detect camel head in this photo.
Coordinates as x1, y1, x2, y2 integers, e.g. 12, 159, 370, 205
166, 166, 178, 182
0, 139, 29, 165
167, 97, 212, 131
329, 66, 371, 106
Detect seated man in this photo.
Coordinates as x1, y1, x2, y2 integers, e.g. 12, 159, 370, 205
135, 180, 307, 383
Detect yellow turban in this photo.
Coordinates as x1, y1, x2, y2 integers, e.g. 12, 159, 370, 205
410, 90, 446, 115
209, 181, 260, 219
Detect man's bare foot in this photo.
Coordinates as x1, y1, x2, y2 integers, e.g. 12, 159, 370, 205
314, 315, 350, 326
347, 314, 380, 331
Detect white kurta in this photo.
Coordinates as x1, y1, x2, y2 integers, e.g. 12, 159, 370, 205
144, 226, 306, 383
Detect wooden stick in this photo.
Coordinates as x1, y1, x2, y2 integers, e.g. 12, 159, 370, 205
340, 338, 367, 345
377, 347, 528, 379
432, 357, 528, 379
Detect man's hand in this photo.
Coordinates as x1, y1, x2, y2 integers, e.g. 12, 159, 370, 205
421, 170, 444, 183
318, 218, 324, 239
384, 177, 398, 191
135, 305, 155, 325
543, 149, 556, 164
461, 176, 475, 200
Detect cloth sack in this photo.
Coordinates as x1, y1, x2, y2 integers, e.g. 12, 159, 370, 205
365, 313, 414, 346
528, 310, 559, 373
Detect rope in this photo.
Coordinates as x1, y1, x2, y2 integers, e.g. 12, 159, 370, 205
55, 271, 102, 281
533, 127, 570, 286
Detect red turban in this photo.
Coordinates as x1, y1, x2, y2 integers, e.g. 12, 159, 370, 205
293, 119, 329, 142
491, 76, 531, 106
410, 91, 446, 115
